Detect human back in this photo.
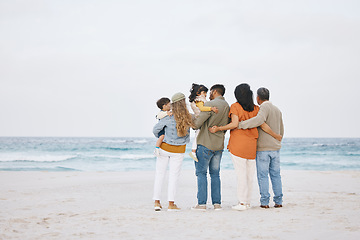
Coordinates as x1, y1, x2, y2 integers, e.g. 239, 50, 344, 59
153, 93, 194, 147
256, 101, 283, 151
192, 84, 229, 211
237, 87, 284, 151
194, 85, 230, 151
228, 102, 259, 159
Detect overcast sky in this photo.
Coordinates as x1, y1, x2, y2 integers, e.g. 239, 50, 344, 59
1, 0, 359, 138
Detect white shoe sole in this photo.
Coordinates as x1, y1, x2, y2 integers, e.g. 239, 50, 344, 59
232, 207, 247, 211
167, 209, 180, 212
154, 207, 161, 211
232, 204, 248, 211
191, 208, 206, 212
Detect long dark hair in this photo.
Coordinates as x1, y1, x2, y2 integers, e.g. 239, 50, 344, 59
189, 83, 208, 102
234, 83, 255, 112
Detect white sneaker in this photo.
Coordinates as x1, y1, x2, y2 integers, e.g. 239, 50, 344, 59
154, 148, 160, 157
189, 152, 198, 162
232, 203, 248, 211
191, 204, 206, 211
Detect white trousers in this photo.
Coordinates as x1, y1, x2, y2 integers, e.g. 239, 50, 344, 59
230, 153, 256, 205
191, 129, 199, 150
153, 148, 184, 202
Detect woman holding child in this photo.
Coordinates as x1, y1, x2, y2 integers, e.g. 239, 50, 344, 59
210, 84, 280, 210
152, 92, 194, 212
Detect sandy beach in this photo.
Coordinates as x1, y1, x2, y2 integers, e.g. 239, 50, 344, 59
1, 170, 359, 240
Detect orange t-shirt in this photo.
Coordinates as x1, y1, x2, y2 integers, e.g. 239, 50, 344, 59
227, 103, 259, 159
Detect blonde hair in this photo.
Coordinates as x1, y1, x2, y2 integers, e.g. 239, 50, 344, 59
172, 99, 195, 137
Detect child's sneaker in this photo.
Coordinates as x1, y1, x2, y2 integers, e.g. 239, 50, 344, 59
189, 152, 198, 162
154, 147, 160, 157
167, 204, 181, 212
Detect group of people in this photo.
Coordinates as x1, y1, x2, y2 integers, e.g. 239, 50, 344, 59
152, 83, 284, 212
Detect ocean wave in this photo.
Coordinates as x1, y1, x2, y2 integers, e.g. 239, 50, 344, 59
345, 152, 360, 156
118, 154, 155, 160
312, 144, 327, 147
0, 137, 358, 172
103, 147, 140, 151
79, 153, 155, 160
101, 140, 127, 143
133, 139, 148, 144
0, 154, 77, 162
311, 143, 359, 147
0, 166, 79, 171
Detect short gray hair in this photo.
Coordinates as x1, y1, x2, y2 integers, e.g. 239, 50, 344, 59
257, 87, 270, 101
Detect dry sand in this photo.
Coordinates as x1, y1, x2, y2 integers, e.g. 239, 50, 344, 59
1, 170, 359, 240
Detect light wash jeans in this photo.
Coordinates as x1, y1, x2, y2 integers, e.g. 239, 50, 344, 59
195, 144, 223, 205
153, 148, 184, 202
230, 153, 256, 205
256, 150, 283, 206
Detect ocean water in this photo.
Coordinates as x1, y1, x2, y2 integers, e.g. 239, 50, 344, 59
0, 137, 359, 172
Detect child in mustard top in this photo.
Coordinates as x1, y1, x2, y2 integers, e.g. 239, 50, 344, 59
188, 83, 218, 161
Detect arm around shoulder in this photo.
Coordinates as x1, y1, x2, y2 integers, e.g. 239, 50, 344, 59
238, 104, 269, 129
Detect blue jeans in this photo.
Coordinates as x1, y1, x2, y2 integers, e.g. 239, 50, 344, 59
256, 150, 283, 206
195, 145, 223, 205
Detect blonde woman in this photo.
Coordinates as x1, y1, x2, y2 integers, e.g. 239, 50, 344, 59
152, 92, 194, 211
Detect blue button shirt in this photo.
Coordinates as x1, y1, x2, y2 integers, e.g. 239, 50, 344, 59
153, 116, 190, 146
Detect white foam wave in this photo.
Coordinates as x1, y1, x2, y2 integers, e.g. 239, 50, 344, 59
118, 154, 154, 159
133, 139, 148, 144
102, 140, 127, 143
0, 153, 77, 162
312, 143, 325, 147
81, 153, 155, 160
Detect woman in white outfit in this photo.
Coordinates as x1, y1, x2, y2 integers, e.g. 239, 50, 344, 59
152, 92, 194, 211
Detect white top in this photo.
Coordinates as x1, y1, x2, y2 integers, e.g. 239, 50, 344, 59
190, 95, 207, 117
156, 110, 168, 120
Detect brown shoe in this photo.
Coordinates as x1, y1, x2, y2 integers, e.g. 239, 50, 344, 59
213, 204, 222, 211
154, 202, 162, 211
168, 204, 181, 212
191, 204, 206, 211
274, 204, 283, 208
260, 205, 270, 209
